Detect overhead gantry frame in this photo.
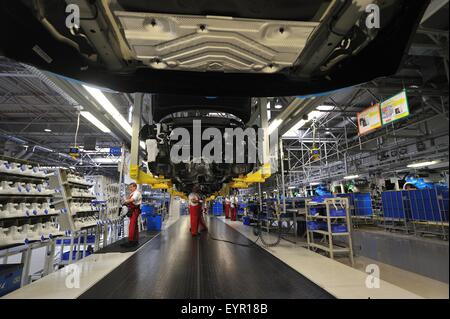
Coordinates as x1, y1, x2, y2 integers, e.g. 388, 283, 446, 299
129, 93, 172, 190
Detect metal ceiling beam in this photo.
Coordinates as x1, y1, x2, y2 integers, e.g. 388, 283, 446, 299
44, 73, 127, 145
421, 0, 449, 24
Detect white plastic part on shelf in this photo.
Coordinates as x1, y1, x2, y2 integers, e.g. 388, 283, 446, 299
0, 161, 47, 178
0, 223, 63, 246
0, 160, 9, 173
71, 188, 93, 197
0, 227, 8, 244
39, 222, 64, 239
67, 174, 93, 187
41, 202, 56, 215
74, 216, 99, 229
0, 203, 20, 219
70, 202, 93, 214
18, 202, 33, 217
22, 224, 41, 242
4, 226, 27, 245
0, 181, 16, 194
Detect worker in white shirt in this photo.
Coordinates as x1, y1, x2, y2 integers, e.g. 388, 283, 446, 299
230, 192, 238, 221
122, 182, 142, 247
188, 184, 208, 236
224, 195, 231, 219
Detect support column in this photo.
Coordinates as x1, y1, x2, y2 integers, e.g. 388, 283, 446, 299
259, 97, 270, 166
130, 93, 144, 179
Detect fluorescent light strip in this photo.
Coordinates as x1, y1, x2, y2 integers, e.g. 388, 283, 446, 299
83, 85, 132, 135
80, 111, 111, 133
407, 161, 438, 168
283, 106, 334, 137
83, 85, 146, 150
268, 119, 283, 135
344, 175, 359, 180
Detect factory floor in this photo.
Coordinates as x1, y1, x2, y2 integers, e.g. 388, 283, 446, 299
222, 218, 448, 299
3, 216, 446, 299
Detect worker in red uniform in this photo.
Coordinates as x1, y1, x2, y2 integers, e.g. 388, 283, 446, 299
188, 185, 208, 236
121, 182, 142, 247
230, 192, 238, 221
224, 195, 231, 219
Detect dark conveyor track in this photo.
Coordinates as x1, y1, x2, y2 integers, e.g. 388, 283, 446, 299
79, 216, 334, 299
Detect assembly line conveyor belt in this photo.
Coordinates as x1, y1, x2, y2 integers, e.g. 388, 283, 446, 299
79, 217, 334, 299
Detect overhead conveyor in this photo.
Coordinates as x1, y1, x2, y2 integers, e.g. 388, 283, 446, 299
78, 217, 334, 299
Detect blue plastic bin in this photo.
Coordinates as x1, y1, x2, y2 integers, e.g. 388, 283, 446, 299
330, 224, 348, 233
0, 264, 23, 297
243, 216, 251, 225
408, 188, 449, 222
382, 191, 411, 219
212, 201, 223, 216
306, 221, 320, 230
141, 204, 154, 217
329, 208, 346, 217
62, 250, 92, 261
307, 221, 327, 231
146, 214, 162, 231
55, 235, 96, 245
337, 193, 373, 216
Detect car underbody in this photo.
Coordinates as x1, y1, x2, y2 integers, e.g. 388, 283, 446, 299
139, 95, 257, 194
0, 0, 430, 194
0, 0, 429, 96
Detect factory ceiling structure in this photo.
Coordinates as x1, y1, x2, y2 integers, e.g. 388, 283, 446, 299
0, 0, 449, 303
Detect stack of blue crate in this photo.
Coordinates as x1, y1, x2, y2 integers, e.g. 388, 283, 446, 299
237, 203, 246, 217
311, 195, 334, 203
381, 191, 411, 220
212, 201, 223, 216
337, 193, 373, 216
408, 187, 449, 223
180, 202, 188, 215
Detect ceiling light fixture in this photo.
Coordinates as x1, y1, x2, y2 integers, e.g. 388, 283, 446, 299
344, 175, 360, 180
316, 105, 335, 111
44, 128, 52, 133
83, 85, 146, 150
80, 111, 111, 133
83, 85, 132, 135
268, 119, 283, 135
407, 161, 438, 168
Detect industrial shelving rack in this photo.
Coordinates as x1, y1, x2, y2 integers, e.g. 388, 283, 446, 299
0, 155, 62, 287
87, 176, 124, 247
48, 169, 102, 264
49, 168, 98, 231
306, 197, 354, 265
285, 197, 307, 239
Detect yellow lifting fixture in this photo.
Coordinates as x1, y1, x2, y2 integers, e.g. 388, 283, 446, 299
168, 188, 188, 200
129, 164, 172, 189
230, 163, 271, 189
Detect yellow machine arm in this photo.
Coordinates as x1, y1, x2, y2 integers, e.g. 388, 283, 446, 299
129, 164, 172, 189
230, 163, 271, 189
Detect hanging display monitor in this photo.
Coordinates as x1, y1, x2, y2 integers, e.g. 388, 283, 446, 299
357, 104, 382, 135
381, 90, 410, 125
